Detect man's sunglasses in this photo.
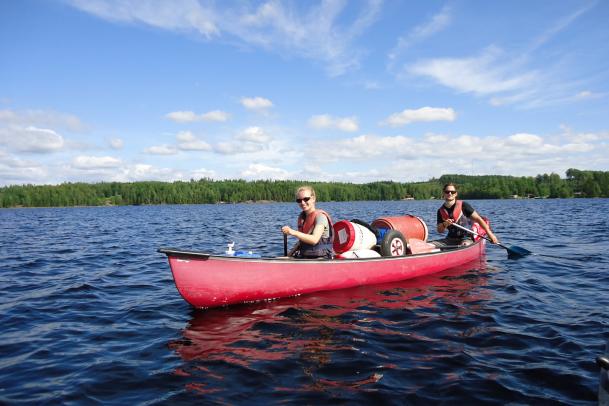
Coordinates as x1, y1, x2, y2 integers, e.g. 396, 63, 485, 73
296, 196, 312, 203
444, 190, 457, 195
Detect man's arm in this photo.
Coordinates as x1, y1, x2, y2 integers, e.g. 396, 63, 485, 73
436, 210, 450, 233
470, 211, 499, 244
437, 219, 453, 234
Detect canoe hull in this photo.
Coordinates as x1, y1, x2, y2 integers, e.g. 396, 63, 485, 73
160, 240, 486, 308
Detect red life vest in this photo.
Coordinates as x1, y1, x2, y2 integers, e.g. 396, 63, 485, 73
296, 209, 334, 258
298, 209, 333, 234
439, 200, 463, 222
439, 201, 470, 240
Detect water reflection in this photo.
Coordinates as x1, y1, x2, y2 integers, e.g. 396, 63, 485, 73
169, 259, 493, 398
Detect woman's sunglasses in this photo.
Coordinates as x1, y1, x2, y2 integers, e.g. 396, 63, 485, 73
296, 196, 312, 203
444, 190, 457, 195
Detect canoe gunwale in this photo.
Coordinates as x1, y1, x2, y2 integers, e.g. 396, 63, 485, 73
158, 241, 481, 264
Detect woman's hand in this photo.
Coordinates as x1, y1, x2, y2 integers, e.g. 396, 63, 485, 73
282, 224, 323, 245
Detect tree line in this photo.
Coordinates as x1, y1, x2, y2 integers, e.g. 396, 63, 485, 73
1, 168, 608, 208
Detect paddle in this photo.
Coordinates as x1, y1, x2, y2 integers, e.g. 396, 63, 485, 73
449, 222, 532, 259
283, 234, 288, 257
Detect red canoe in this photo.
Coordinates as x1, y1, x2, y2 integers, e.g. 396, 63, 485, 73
158, 239, 486, 309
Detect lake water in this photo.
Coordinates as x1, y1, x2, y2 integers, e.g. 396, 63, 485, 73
1, 199, 607, 404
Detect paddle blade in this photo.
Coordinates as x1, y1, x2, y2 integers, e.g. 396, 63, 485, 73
505, 245, 532, 259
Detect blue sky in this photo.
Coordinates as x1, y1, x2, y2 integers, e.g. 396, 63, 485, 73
1, 0, 608, 186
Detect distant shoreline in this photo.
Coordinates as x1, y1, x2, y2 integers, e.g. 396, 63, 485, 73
1, 170, 607, 208
2, 196, 606, 210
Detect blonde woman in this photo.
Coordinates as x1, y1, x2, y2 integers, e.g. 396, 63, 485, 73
282, 186, 334, 258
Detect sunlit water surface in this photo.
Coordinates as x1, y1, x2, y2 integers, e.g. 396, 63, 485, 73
1, 199, 607, 404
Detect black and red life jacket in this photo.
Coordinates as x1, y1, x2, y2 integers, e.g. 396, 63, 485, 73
439, 201, 471, 239
297, 209, 334, 258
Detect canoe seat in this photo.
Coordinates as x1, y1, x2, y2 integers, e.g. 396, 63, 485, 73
408, 239, 440, 254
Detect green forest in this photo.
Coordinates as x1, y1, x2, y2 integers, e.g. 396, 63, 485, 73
1, 168, 608, 208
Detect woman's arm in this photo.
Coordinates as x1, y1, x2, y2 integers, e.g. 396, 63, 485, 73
281, 223, 325, 245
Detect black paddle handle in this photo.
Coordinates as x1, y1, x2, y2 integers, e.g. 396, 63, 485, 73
283, 234, 288, 256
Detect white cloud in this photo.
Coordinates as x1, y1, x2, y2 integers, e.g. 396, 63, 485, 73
573, 90, 604, 101
175, 131, 195, 142
404, 5, 597, 109
308, 115, 332, 129
405, 45, 597, 110
562, 126, 609, 143
1, 126, 607, 186
109, 138, 124, 149
145, 132, 212, 155
190, 168, 217, 179
145, 144, 178, 155
306, 134, 413, 161
209, 131, 298, 162
58, 161, 189, 183
235, 127, 271, 143
176, 131, 212, 151
67, 1, 383, 76
166, 111, 199, 123
323, 168, 386, 183
309, 130, 604, 167
308, 114, 359, 132
201, 110, 230, 122
72, 155, 122, 169
560, 143, 595, 153
407, 47, 538, 96
526, 3, 594, 53
122, 164, 185, 182
240, 163, 290, 180
0, 109, 86, 132
388, 5, 452, 63
506, 133, 544, 147
68, 0, 218, 37
575, 91, 593, 99
240, 97, 273, 112
166, 110, 230, 123
179, 139, 211, 151
215, 141, 265, 155
0, 126, 65, 153
489, 92, 533, 107
227, 1, 382, 76
0, 150, 48, 185
381, 107, 456, 127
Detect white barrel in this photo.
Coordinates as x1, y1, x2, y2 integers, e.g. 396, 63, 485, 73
333, 220, 378, 254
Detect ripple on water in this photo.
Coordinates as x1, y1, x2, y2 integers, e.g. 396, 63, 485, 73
0, 201, 606, 404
